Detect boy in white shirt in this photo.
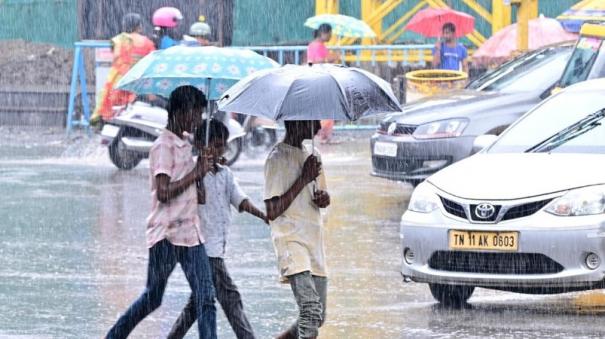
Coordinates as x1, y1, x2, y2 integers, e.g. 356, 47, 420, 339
168, 119, 266, 339
264, 120, 331, 339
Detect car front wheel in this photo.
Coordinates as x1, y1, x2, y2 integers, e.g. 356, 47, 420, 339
429, 283, 474, 306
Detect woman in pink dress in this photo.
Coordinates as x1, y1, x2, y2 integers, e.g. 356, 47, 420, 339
307, 23, 338, 144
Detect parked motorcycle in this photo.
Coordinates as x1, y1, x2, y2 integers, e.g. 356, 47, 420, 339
100, 100, 245, 170
233, 113, 278, 158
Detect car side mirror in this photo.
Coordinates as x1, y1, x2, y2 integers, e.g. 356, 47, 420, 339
471, 134, 498, 155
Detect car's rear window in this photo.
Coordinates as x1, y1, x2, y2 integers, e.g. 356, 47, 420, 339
467, 47, 571, 93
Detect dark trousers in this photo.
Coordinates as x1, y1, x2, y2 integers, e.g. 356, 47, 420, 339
106, 239, 217, 339
167, 257, 255, 339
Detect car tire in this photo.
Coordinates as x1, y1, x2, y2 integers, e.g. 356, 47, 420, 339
108, 133, 143, 170
429, 283, 474, 306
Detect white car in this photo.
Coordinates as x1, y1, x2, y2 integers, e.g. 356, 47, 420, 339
400, 78, 605, 305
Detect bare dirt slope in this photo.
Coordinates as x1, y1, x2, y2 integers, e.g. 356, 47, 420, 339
0, 40, 95, 89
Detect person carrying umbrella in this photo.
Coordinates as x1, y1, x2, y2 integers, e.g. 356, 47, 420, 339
90, 13, 155, 125
166, 119, 266, 339
307, 23, 339, 64
433, 22, 469, 72
219, 63, 401, 339
265, 120, 330, 339
105, 86, 217, 339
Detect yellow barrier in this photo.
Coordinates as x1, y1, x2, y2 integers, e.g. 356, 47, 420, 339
405, 69, 468, 102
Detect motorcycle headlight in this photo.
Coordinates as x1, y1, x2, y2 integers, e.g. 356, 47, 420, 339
545, 185, 605, 216
408, 182, 440, 213
413, 118, 469, 140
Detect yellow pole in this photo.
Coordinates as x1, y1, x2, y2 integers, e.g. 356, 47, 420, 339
315, 0, 339, 15
492, 0, 511, 33
517, 2, 529, 51
361, 0, 382, 45
511, 0, 538, 52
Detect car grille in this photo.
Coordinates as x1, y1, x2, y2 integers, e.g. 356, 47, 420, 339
439, 197, 554, 222
440, 197, 467, 219
501, 199, 553, 221
378, 122, 417, 135
428, 251, 564, 275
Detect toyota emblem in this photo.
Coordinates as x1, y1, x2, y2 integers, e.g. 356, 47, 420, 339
474, 203, 496, 219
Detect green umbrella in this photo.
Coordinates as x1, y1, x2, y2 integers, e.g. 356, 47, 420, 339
304, 14, 376, 38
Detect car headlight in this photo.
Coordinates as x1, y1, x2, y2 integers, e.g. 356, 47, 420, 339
408, 182, 440, 213
413, 118, 468, 139
545, 185, 605, 216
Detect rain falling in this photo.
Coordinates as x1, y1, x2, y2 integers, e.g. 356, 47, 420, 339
2, 1, 605, 338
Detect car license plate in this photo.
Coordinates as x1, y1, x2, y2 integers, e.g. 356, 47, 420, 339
449, 230, 518, 251
374, 142, 397, 157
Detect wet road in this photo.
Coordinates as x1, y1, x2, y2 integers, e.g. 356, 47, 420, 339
1, 129, 605, 338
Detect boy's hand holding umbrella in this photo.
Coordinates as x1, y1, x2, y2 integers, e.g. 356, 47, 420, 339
435, 37, 442, 50
313, 190, 330, 208
301, 155, 322, 184
301, 155, 330, 208
195, 150, 212, 204
195, 150, 212, 176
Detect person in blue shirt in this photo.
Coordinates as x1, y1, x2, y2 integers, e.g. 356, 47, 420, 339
152, 7, 183, 50
433, 22, 468, 72
159, 33, 179, 49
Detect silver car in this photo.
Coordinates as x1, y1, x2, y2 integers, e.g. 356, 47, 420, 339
400, 78, 605, 305
371, 44, 573, 186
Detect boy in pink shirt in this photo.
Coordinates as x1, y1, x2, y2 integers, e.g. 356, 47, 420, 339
106, 86, 217, 339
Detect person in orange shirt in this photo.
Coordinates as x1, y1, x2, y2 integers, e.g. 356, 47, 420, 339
91, 13, 155, 125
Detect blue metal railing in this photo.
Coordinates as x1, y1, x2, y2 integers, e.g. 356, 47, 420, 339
66, 40, 111, 134
67, 41, 430, 132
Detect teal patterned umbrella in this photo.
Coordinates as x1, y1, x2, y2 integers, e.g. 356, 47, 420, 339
305, 14, 376, 38
116, 45, 279, 100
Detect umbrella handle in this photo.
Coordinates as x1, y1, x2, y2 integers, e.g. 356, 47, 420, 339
205, 77, 212, 146
205, 101, 212, 146
311, 128, 317, 194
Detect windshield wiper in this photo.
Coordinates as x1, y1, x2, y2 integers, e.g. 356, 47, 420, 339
525, 109, 605, 153
472, 54, 539, 91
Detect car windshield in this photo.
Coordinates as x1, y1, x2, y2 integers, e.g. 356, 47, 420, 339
488, 89, 605, 154
558, 37, 603, 88
467, 46, 571, 93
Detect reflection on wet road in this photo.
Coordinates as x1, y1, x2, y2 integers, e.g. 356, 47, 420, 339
1, 133, 605, 338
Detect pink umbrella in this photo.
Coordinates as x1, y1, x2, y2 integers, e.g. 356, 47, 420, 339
405, 8, 475, 38
473, 16, 577, 67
